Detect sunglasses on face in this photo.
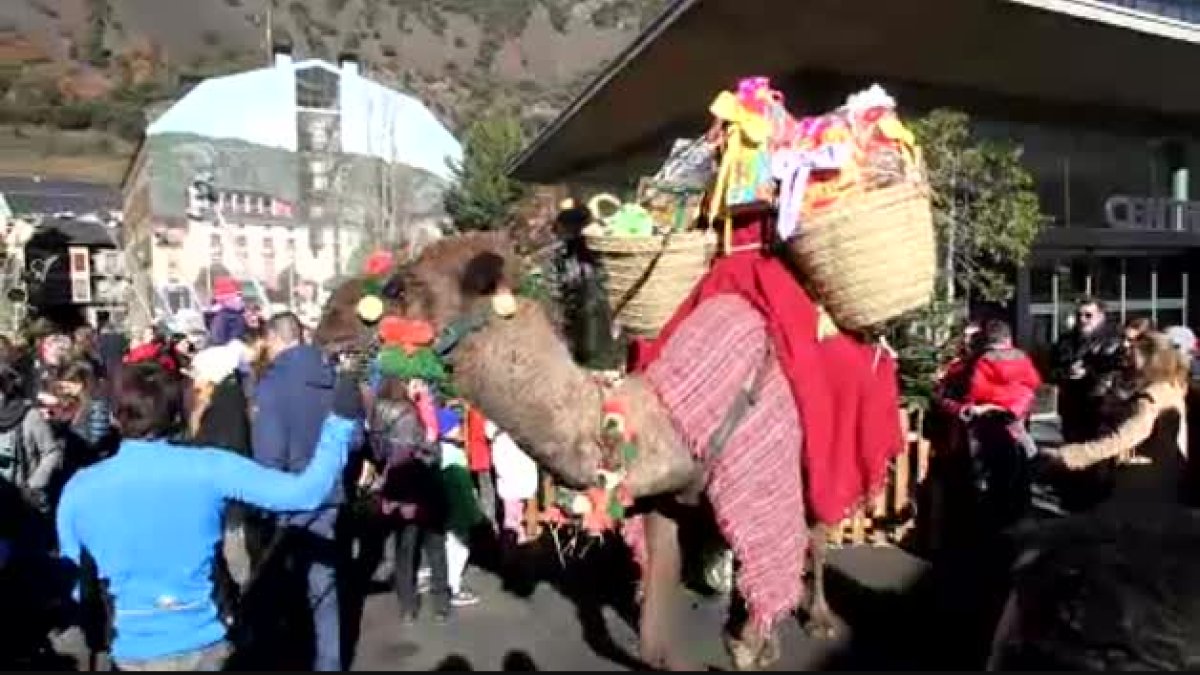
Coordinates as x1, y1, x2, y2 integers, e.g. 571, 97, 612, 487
1077, 312, 1096, 320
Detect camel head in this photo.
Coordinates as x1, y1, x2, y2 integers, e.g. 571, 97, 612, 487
313, 231, 524, 358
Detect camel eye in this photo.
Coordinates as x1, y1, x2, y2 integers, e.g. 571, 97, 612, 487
461, 251, 505, 295
381, 274, 405, 300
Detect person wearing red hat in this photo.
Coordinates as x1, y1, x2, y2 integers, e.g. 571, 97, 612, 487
209, 278, 248, 347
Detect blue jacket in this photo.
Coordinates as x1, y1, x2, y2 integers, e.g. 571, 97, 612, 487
253, 344, 342, 532
208, 307, 247, 347
55, 416, 356, 664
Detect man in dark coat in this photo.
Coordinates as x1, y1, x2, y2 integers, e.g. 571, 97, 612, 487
1048, 298, 1125, 512
1050, 298, 1123, 443
251, 312, 344, 671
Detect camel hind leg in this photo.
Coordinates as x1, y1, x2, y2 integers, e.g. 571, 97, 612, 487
803, 523, 839, 640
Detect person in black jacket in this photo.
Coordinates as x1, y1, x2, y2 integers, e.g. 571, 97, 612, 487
1050, 298, 1124, 444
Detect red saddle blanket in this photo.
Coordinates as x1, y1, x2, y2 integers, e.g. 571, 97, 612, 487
630, 217, 904, 526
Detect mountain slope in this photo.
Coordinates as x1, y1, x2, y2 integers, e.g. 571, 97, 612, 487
1, 0, 669, 145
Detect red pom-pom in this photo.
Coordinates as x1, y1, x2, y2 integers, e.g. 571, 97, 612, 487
364, 250, 394, 277
379, 316, 435, 353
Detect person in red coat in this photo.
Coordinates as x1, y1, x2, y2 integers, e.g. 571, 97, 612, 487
967, 319, 1042, 457
939, 320, 1041, 458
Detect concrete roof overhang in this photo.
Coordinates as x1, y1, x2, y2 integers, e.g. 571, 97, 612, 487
513, 0, 1200, 183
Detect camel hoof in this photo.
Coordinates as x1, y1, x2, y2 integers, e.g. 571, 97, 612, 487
803, 610, 839, 640
724, 632, 764, 672
756, 634, 781, 669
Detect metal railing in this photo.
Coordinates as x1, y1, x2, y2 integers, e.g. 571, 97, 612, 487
1098, 0, 1200, 24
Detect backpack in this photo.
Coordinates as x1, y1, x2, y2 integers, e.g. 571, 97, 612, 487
0, 417, 25, 487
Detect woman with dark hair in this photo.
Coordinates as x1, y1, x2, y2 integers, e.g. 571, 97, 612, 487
55, 362, 364, 671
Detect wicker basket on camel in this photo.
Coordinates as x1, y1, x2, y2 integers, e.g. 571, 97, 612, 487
584, 229, 712, 337
787, 177, 936, 331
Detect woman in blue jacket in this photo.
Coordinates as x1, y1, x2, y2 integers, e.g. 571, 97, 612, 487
55, 362, 364, 671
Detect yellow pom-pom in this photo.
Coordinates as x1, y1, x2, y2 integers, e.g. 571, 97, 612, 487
571, 493, 593, 516
491, 292, 518, 318
357, 295, 384, 323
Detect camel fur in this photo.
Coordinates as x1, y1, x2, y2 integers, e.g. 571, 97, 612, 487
315, 233, 835, 670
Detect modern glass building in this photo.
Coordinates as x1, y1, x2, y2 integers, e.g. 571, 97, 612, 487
1100, 0, 1200, 24
512, 0, 1200, 351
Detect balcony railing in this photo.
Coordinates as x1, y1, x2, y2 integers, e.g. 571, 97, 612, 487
1098, 0, 1200, 24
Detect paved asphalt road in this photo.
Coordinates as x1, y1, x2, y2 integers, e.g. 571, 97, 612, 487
349, 539, 995, 671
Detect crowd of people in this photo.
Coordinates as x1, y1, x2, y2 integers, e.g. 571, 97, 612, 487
0, 279, 542, 672
931, 298, 1200, 670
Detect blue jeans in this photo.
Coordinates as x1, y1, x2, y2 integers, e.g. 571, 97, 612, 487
286, 527, 342, 672
308, 555, 340, 672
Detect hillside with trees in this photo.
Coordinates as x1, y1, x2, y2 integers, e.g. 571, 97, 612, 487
0, 0, 670, 183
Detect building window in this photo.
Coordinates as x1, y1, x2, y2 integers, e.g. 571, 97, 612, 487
296, 66, 339, 110
71, 278, 92, 304
210, 233, 223, 263
309, 159, 330, 192
310, 204, 325, 219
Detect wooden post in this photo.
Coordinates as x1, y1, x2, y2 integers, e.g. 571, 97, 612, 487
850, 508, 867, 546
894, 408, 911, 517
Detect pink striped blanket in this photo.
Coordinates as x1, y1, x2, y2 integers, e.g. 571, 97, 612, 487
632, 293, 806, 632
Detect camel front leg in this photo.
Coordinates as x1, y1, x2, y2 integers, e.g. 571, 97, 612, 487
804, 523, 838, 639
639, 509, 691, 671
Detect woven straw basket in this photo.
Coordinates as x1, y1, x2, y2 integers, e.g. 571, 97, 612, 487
584, 230, 712, 337
788, 181, 936, 330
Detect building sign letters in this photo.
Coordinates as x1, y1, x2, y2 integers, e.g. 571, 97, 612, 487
1105, 195, 1200, 232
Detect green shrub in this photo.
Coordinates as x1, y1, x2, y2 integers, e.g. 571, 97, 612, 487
51, 101, 100, 130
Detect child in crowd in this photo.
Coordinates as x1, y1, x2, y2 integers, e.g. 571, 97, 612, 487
371, 377, 450, 623
945, 319, 1043, 460
437, 406, 483, 608
488, 420, 540, 545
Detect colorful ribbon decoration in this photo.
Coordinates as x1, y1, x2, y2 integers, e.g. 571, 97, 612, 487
771, 144, 851, 241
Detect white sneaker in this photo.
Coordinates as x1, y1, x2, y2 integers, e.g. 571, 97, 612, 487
450, 589, 480, 607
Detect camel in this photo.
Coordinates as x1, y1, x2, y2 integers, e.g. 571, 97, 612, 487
316, 232, 882, 670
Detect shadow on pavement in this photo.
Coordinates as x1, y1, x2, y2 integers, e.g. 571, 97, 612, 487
432, 649, 540, 671
485, 526, 646, 670
814, 543, 1014, 671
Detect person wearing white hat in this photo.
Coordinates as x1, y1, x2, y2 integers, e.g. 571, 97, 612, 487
1165, 325, 1198, 382
188, 343, 255, 597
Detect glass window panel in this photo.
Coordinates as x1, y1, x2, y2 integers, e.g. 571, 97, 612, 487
1095, 257, 1123, 302
1031, 261, 1056, 304
1158, 309, 1184, 329
1157, 256, 1185, 298
1064, 259, 1091, 303
1125, 257, 1155, 300
1032, 314, 1055, 349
